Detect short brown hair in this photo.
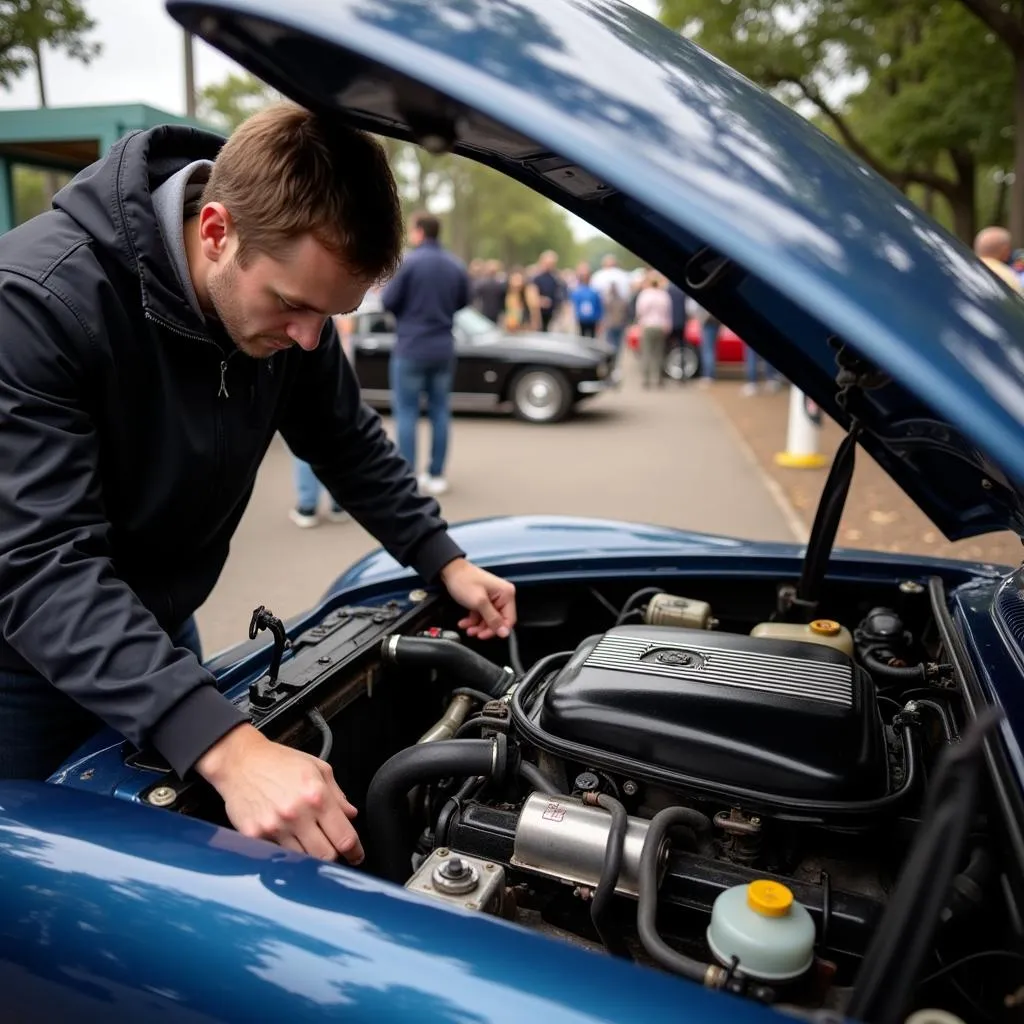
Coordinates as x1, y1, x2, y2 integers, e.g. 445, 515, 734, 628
412, 211, 440, 241
202, 102, 402, 281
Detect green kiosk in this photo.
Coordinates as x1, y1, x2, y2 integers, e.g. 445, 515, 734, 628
0, 103, 218, 235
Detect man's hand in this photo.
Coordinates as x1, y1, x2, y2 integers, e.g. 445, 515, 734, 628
440, 557, 517, 640
196, 723, 363, 864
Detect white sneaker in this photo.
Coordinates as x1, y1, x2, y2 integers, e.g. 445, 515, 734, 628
288, 508, 319, 529
326, 507, 351, 523
424, 476, 449, 496
740, 382, 758, 397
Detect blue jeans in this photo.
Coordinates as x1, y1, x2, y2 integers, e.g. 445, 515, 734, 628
389, 357, 454, 478
293, 457, 342, 515
746, 347, 781, 384
604, 326, 625, 353
700, 321, 719, 379
0, 617, 203, 780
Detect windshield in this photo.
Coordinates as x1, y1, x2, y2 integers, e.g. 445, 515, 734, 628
455, 307, 499, 337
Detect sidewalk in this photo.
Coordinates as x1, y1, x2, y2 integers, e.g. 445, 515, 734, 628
710, 380, 1023, 567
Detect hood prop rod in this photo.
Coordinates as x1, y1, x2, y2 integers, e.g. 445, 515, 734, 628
776, 340, 889, 622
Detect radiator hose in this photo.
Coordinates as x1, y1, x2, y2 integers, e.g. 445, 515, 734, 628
382, 635, 514, 699
367, 736, 507, 882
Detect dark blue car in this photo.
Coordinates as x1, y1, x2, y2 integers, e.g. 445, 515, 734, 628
3, 1, 1024, 1021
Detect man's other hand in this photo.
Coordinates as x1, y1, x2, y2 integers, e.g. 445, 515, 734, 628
196, 724, 363, 864
440, 557, 517, 640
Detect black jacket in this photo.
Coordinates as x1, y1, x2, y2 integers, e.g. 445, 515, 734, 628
0, 126, 464, 778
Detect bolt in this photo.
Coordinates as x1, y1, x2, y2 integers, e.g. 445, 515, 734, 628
465, 902, 476, 909
409, 589, 428, 603
899, 580, 925, 594
436, 848, 449, 857
622, 780, 638, 796
982, 478, 993, 490
147, 786, 177, 808
79, 769, 95, 781
750, 817, 762, 827
485, 863, 496, 871
318, 656, 332, 665
439, 857, 469, 879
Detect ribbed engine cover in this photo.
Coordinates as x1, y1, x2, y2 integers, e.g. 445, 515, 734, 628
539, 626, 887, 801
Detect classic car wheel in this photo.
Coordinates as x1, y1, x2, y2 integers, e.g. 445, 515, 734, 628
510, 368, 573, 423
664, 343, 700, 381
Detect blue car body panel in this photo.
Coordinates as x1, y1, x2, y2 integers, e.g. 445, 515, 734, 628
0, 781, 779, 1024
166, 0, 1024, 541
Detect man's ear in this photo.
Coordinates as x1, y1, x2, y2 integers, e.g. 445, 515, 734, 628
197, 202, 233, 263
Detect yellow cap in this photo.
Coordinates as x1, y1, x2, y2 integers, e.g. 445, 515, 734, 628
747, 880, 793, 917
810, 619, 841, 637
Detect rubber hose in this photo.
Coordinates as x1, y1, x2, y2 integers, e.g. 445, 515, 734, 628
450, 686, 498, 706
306, 708, 333, 760
862, 649, 927, 684
382, 636, 512, 698
453, 716, 509, 739
367, 738, 501, 882
637, 807, 717, 982
518, 759, 559, 794
590, 794, 632, 959
914, 699, 959, 743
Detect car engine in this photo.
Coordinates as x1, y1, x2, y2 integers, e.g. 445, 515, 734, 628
172, 577, 1016, 1019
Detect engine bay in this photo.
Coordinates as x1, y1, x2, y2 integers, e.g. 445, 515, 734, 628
160, 573, 1024, 1022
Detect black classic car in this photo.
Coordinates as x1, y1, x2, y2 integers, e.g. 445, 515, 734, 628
349, 306, 617, 423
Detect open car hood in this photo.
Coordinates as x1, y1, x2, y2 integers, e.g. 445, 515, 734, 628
169, 0, 1024, 543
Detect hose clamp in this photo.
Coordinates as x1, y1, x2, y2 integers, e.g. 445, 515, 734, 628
384, 634, 401, 661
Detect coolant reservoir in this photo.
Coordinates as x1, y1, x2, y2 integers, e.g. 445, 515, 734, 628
750, 619, 854, 657
706, 880, 815, 982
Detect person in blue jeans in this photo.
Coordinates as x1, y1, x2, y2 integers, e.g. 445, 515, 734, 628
382, 212, 470, 495
289, 458, 351, 528
742, 347, 783, 396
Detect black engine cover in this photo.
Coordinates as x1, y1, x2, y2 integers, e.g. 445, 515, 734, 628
539, 626, 887, 801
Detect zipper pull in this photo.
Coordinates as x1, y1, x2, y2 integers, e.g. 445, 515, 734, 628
218, 360, 229, 398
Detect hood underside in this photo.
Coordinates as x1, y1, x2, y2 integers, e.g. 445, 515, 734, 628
168, 0, 1024, 543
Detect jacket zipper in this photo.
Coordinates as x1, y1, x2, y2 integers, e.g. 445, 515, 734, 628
144, 310, 239, 398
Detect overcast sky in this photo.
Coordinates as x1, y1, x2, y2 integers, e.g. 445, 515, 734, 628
0, 0, 662, 113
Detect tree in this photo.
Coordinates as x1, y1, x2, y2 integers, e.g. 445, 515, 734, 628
658, 0, 1014, 243
951, 0, 1024, 242
0, 0, 99, 106
197, 71, 277, 133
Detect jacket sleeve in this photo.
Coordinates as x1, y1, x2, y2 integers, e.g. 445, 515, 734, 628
278, 321, 465, 582
380, 262, 408, 317
0, 274, 247, 779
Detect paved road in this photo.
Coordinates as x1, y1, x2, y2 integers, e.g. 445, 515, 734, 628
195, 367, 798, 654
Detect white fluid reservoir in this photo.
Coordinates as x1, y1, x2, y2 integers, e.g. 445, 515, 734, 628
706, 880, 816, 982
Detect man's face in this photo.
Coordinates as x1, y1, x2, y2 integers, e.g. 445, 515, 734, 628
207, 233, 370, 359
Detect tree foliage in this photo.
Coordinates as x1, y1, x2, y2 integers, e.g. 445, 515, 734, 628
659, 0, 1014, 241
0, 0, 99, 102
197, 71, 279, 133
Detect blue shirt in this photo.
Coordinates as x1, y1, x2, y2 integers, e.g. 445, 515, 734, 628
570, 284, 603, 325
381, 240, 470, 361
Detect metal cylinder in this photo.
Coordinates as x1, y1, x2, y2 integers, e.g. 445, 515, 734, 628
643, 593, 714, 630
511, 792, 664, 897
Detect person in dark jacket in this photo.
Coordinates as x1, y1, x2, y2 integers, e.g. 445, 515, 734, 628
531, 249, 566, 331
0, 102, 516, 864
381, 212, 470, 495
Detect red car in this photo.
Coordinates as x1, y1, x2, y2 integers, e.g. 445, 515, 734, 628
626, 318, 746, 380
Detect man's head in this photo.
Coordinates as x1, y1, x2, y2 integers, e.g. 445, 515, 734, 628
539, 250, 559, 272
486, 259, 504, 278
576, 261, 591, 284
602, 254, 618, 269
974, 226, 1013, 264
189, 102, 402, 359
408, 211, 441, 248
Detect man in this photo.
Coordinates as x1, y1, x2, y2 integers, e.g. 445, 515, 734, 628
472, 259, 507, 324
974, 226, 1023, 293
0, 103, 515, 865
531, 249, 566, 331
381, 212, 469, 496
590, 253, 633, 306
